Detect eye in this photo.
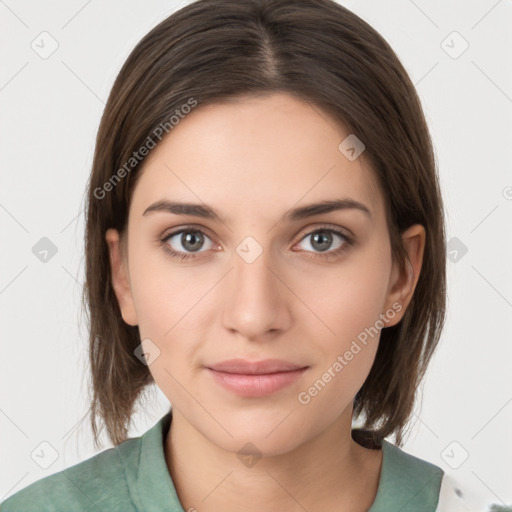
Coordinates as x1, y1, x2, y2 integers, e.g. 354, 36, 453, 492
160, 228, 215, 261
294, 227, 352, 259
159, 225, 353, 262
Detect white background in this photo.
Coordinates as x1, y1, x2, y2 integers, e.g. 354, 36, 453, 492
1, 0, 511, 510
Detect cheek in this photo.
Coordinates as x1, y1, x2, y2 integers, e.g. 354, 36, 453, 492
291, 246, 391, 408
129, 243, 208, 332
127, 246, 219, 382
298, 247, 391, 347
296, 266, 386, 414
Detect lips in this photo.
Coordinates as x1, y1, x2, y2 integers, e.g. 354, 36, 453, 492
205, 359, 309, 397
206, 358, 308, 375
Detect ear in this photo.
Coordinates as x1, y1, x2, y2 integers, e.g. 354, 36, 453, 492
383, 224, 426, 327
105, 228, 138, 326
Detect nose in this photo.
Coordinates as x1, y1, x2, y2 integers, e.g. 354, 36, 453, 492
221, 244, 292, 341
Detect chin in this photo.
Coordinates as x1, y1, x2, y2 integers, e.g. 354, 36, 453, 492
222, 431, 305, 460
210, 410, 312, 456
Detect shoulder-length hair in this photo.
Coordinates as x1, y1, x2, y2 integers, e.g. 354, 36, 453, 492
82, 0, 446, 449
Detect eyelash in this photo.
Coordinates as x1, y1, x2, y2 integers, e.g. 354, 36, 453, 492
158, 225, 353, 262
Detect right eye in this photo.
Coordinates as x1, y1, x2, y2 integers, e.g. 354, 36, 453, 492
160, 228, 216, 261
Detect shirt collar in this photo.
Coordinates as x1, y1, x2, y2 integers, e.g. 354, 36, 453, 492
133, 410, 442, 511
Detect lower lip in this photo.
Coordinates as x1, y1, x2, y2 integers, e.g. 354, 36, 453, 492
207, 368, 308, 397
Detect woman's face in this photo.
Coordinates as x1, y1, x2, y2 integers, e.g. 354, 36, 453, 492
106, 92, 422, 456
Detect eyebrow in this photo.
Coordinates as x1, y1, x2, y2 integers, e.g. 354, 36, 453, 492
142, 198, 372, 223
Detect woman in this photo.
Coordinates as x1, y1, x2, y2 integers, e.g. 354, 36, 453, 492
1, 0, 467, 510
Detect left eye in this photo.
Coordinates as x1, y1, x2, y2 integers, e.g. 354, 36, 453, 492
296, 228, 350, 254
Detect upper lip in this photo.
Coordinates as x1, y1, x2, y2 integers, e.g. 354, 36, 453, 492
206, 359, 308, 375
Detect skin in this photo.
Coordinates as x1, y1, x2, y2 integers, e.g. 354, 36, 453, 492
106, 92, 425, 511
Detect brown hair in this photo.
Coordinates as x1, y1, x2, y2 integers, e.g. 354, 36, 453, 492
82, 0, 446, 449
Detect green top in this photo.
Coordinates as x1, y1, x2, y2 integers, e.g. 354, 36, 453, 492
0, 411, 443, 511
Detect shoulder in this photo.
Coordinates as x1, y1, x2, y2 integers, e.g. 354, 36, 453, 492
371, 440, 444, 511
381, 439, 444, 485
0, 437, 142, 512
381, 445, 479, 511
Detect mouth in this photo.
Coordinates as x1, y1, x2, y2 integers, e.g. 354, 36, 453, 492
205, 359, 309, 397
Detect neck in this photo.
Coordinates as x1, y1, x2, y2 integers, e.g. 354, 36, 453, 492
164, 407, 382, 512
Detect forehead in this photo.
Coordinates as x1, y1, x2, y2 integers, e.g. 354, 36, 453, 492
129, 92, 385, 227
